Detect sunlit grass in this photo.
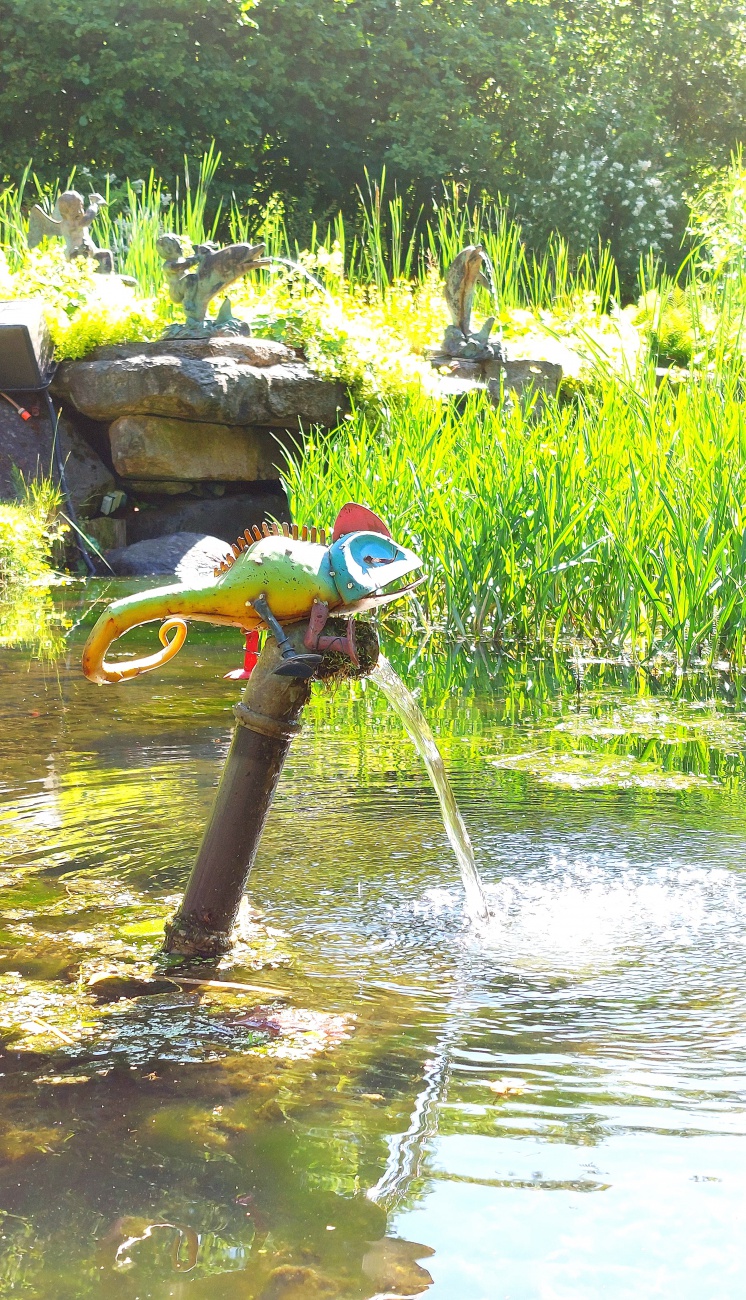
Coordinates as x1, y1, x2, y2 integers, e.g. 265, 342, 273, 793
0, 479, 69, 655
285, 370, 746, 665
3, 154, 746, 663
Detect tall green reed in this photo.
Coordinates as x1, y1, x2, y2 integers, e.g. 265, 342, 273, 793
0, 153, 633, 316
284, 366, 746, 665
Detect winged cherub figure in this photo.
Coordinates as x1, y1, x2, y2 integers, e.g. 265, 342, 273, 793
28, 190, 113, 273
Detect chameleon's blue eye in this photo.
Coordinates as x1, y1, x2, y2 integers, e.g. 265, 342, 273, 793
328, 530, 422, 603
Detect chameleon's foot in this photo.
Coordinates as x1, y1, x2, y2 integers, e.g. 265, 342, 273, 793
304, 600, 359, 666
250, 594, 322, 679
273, 655, 323, 679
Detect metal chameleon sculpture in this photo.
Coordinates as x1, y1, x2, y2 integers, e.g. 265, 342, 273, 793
82, 503, 422, 685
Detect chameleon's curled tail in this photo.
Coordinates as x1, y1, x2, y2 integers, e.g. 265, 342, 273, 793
82, 613, 188, 684
82, 578, 254, 685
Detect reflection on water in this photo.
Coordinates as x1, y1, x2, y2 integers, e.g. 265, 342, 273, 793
1, 586, 746, 1296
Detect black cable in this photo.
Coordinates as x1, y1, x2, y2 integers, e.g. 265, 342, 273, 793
43, 389, 97, 575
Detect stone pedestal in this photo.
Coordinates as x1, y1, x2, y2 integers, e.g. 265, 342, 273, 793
53, 337, 345, 427
432, 354, 563, 404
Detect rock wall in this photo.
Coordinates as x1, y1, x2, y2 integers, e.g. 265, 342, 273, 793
46, 336, 347, 561
0, 397, 113, 515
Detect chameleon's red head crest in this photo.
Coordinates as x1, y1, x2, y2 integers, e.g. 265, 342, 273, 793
332, 502, 392, 542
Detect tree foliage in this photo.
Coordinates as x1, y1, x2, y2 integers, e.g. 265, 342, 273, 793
2, 0, 746, 270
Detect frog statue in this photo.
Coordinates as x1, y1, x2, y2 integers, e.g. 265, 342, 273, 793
82, 504, 423, 685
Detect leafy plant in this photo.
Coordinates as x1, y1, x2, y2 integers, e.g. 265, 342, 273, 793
285, 366, 746, 665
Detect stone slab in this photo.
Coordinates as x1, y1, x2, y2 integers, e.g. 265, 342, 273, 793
0, 397, 114, 514
125, 486, 290, 545
430, 357, 484, 379
105, 532, 228, 579
109, 415, 286, 482
483, 358, 563, 398
53, 354, 346, 427
126, 479, 195, 496
89, 337, 295, 365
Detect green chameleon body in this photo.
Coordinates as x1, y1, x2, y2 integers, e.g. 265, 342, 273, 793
82, 505, 422, 684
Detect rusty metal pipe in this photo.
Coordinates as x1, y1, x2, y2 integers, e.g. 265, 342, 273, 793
163, 624, 313, 959
163, 620, 379, 959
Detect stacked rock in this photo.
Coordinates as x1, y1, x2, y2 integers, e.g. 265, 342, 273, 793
52, 336, 346, 556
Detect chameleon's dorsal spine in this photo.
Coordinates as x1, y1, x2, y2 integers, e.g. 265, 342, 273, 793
212, 521, 329, 577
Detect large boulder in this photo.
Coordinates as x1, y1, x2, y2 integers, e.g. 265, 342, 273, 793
105, 532, 229, 580
53, 347, 346, 428
109, 415, 287, 483
0, 397, 114, 514
125, 486, 290, 545
88, 337, 296, 365
57, 415, 116, 513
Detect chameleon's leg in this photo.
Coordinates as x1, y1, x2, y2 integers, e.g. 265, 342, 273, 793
250, 594, 322, 679
303, 599, 330, 651
224, 629, 261, 681
304, 599, 359, 667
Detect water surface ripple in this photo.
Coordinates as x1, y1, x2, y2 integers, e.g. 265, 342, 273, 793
0, 611, 745, 1297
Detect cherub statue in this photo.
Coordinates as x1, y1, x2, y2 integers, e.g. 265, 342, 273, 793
28, 190, 113, 273
156, 233, 269, 338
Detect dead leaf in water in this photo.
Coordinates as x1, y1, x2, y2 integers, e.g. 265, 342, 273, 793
362, 1237, 435, 1294
487, 1077, 525, 1096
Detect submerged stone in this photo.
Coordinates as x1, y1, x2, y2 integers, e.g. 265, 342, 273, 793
361, 1237, 435, 1294
88, 973, 181, 1001
257, 1265, 342, 1299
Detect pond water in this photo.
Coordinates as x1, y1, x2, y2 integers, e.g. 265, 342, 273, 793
1, 584, 746, 1299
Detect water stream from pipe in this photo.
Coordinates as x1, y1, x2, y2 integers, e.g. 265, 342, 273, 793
371, 654, 490, 924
